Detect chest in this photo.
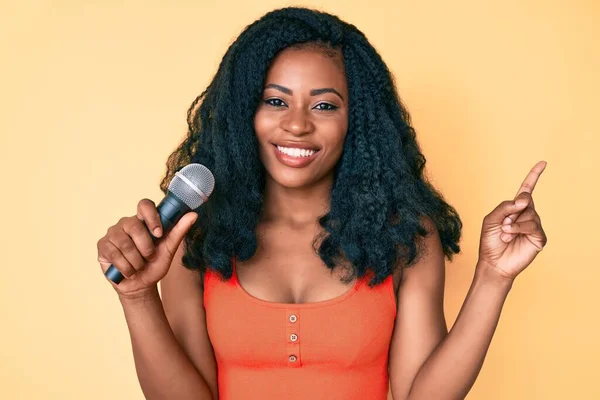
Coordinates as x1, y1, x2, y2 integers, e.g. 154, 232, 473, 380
203, 265, 398, 370
234, 224, 401, 305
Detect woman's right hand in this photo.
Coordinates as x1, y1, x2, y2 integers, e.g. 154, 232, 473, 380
96, 198, 198, 300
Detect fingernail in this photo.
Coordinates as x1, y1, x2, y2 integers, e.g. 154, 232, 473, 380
502, 224, 511, 231
516, 200, 527, 207
153, 227, 162, 237
503, 217, 512, 224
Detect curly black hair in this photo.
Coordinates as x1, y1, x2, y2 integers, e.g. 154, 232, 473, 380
159, 6, 462, 287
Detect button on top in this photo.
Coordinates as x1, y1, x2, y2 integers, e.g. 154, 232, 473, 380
289, 314, 297, 323
289, 355, 297, 362
290, 333, 298, 342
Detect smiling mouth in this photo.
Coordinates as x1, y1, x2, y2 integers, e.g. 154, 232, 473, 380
273, 144, 320, 158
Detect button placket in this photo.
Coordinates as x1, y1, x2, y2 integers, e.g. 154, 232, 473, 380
286, 308, 301, 367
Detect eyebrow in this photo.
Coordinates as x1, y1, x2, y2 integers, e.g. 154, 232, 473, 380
264, 83, 344, 101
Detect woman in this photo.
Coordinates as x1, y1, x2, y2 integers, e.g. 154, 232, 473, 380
96, 7, 548, 400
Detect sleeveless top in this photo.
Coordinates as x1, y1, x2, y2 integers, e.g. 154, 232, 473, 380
203, 257, 397, 400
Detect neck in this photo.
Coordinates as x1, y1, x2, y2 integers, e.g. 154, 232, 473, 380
261, 173, 334, 227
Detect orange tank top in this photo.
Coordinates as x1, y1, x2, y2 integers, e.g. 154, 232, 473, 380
203, 257, 397, 400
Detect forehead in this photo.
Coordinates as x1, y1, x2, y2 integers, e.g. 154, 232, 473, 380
264, 47, 347, 91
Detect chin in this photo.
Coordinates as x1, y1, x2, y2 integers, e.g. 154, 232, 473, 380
268, 169, 318, 189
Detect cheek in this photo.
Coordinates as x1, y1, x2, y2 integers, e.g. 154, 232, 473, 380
253, 110, 276, 142
253, 112, 275, 164
324, 120, 348, 155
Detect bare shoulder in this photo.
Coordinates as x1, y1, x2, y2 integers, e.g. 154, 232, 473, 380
160, 240, 218, 400
391, 215, 439, 295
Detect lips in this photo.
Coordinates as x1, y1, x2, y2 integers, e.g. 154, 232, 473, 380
272, 143, 320, 168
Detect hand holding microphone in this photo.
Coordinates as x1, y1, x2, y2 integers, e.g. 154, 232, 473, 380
96, 164, 215, 299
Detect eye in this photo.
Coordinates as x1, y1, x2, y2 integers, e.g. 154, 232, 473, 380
314, 103, 338, 111
264, 98, 287, 107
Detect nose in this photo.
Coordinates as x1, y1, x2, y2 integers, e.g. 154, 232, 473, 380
280, 108, 314, 136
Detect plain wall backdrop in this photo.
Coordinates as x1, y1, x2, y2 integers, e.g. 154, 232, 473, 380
1, 0, 598, 399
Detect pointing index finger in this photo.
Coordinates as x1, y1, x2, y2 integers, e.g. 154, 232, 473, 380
515, 160, 547, 198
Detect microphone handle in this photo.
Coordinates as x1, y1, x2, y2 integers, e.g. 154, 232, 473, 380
105, 194, 191, 284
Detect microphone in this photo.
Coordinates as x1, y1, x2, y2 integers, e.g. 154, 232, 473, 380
105, 163, 215, 284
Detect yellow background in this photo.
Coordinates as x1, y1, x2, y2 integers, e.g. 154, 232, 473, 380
1, 0, 598, 399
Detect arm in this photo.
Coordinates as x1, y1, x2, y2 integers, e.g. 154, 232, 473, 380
388, 217, 513, 400
406, 263, 512, 400
120, 288, 214, 400
388, 218, 448, 399
120, 242, 217, 400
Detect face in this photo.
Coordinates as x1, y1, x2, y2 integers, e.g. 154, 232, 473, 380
254, 46, 349, 189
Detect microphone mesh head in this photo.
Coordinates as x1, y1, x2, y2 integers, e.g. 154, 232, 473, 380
168, 163, 215, 209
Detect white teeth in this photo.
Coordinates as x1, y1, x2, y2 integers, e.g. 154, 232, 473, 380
277, 146, 317, 158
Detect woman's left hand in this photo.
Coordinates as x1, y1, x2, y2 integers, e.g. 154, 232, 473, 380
477, 161, 548, 281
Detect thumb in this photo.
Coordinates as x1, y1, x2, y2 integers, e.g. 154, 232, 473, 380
157, 212, 198, 263
484, 199, 528, 226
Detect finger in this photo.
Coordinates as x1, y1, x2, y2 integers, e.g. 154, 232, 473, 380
123, 217, 157, 262
155, 212, 198, 265
501, 219, 547, 248
513, 208, 541, 223
501, 219, 541, 235
137, 198, 163, 238
506, 192, 536, 224
98, 239, 136, 278
500, 203, 541, 240
514, 192, 535, 209
500, 227, 546, 245
514, 160, 547, 198
504, 161, 545, 227
97, 253, 111, 274
108, 229, 147, 273
484, 199, 529, 225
